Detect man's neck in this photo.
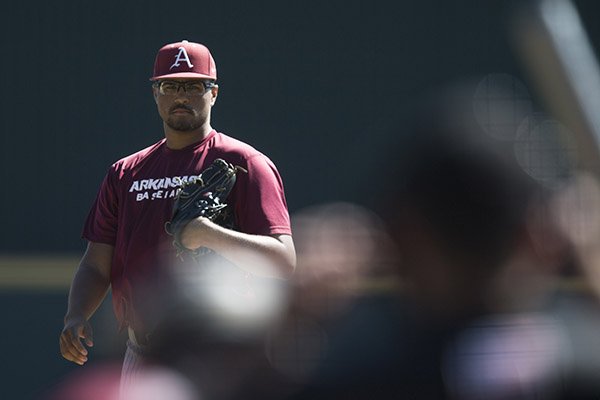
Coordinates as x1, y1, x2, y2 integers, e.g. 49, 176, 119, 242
164, 125, 213, 150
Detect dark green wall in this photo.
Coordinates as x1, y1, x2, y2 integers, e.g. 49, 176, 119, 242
2, 1, 600, 398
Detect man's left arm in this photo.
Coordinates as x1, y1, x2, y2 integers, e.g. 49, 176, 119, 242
179, 219, 296, 278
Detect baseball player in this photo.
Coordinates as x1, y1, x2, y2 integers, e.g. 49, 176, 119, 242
59, 40, 296, 390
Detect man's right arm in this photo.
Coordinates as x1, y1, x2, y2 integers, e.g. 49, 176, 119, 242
59, 241, 113, 365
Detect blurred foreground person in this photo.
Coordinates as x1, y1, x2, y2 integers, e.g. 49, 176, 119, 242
292, 85, 599, 399
382, 87, 600, 399
385, 92, 563, 399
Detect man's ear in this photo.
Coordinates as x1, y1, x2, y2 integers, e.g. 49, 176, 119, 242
210, 85, 219, 106
152, 85, 159, 103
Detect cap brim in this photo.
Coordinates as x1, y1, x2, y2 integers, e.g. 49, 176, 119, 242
150, 72, 216, 81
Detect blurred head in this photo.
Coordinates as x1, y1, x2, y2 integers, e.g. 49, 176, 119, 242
381, 84, 557, 320
290, 202, 397, 315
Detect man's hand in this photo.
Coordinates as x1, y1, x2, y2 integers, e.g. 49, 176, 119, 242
60, 317, 94, 365
178, 215, 212, 250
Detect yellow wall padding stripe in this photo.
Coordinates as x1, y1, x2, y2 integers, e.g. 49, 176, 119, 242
0, 255, 79, 291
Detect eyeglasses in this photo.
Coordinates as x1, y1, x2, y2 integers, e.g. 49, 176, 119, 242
154, 80, 216, 96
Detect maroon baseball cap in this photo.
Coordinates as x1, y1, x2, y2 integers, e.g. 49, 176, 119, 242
150, 40, 217, 81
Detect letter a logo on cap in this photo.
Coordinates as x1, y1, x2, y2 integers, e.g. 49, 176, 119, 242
151, 40, 216, 81
170, 47, 194, 70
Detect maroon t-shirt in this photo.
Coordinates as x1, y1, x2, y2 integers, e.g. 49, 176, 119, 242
82, 130, 291, 327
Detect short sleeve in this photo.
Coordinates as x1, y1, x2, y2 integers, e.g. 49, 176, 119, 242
233, 154, 291, 236
82, 165, 120, 245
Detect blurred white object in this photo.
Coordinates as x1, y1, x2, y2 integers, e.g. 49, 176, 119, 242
443, 313, 570, 400
122, 367, 197, 400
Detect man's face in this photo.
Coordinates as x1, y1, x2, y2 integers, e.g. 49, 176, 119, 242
153, 79, 218, 132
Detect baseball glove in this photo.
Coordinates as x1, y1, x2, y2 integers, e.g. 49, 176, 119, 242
165, 158, 246, 260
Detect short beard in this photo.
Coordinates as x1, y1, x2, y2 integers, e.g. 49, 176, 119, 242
165, 117, 203, 132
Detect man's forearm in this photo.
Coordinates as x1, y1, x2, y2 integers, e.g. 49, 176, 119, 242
181, 217, 296, 278
65, 264, 111, 322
